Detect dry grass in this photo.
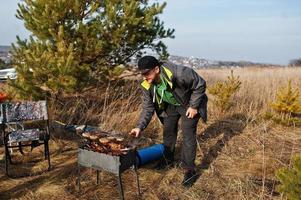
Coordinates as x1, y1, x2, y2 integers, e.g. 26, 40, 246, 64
199, 66, 301, 119
1, 66, 301, 199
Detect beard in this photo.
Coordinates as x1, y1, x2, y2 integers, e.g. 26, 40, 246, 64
153, 74, 162, 84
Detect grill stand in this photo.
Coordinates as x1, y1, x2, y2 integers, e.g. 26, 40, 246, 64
77, 148, 141, 200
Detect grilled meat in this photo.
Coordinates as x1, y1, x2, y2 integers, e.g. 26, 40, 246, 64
82, 131, 131, 156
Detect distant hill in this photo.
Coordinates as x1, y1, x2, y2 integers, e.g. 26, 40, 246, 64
168, 55, 283, 69
130, 55, 283, 69
0, 45, 284, 68
0, 45, 11, 52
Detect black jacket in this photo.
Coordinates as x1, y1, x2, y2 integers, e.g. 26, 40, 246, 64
136, 61, 208, 131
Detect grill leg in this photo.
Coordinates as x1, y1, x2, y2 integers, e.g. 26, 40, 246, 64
96, 170, 100, 185
117, 173, 124, 200
77, 165, 81, 192
134, 165, 141, 197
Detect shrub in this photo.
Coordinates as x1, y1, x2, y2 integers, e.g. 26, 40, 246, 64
276, 155, 301, 200
266, 80, 301, 126
208, 70, 241, 111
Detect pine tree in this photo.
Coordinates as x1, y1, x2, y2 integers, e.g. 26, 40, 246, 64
267, 80, 301, 126
276, 155, 301, 200
271, 80, 301, 116
208, 70, 241, 111
9, 0, 174, 99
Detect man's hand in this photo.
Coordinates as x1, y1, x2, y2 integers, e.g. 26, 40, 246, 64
129, 128, 141, 138
186, 107, 198, 119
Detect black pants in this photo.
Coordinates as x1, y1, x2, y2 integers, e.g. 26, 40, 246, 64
162, 104, 200, 170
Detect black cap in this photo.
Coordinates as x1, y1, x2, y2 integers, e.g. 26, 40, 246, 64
138, 56, 160, 74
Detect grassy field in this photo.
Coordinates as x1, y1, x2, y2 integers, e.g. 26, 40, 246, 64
0, 66, 301, 199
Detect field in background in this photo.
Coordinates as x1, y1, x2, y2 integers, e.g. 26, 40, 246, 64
0, 66, 301, 199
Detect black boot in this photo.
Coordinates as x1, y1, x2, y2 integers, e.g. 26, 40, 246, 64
182, 169, 198, 187
155, 146, 174, 170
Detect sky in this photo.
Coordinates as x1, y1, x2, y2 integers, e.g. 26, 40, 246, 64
0, 0, 300, 65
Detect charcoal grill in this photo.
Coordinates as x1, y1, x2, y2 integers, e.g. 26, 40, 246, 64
77, 146, 141, 200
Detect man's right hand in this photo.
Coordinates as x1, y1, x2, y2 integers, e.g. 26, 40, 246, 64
129, 128, 141, 138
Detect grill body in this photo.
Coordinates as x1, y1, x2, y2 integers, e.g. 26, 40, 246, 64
77, 146, 140, 200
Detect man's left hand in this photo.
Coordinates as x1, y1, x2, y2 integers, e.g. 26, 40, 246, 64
186, 107, 198, 119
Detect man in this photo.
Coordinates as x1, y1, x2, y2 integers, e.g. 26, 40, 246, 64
129, 56, 208, 187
